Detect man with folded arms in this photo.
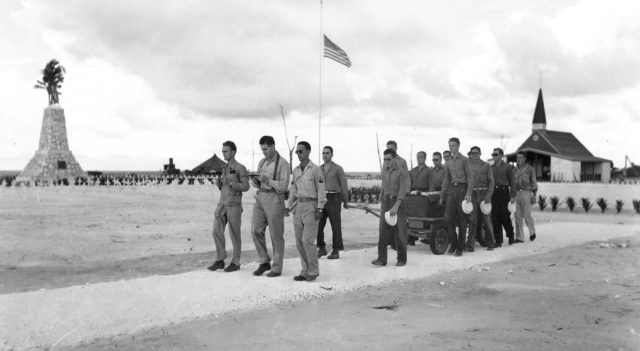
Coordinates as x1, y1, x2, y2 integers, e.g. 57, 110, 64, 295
491, 148, 516, 247
208, 141, 250, 272
466, 146, 495, 251
439, 137, 474, 257
287, 141, 327, 281
317, 146, 349, 259
372, 148, 410, 267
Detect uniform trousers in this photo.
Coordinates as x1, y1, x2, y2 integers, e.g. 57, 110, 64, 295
491, 186, 515, 244
213, 204, 243, 265
251, 192, 286, 273
377, 196, 408, 263
466, 189, 495, 249
515, 190, 536, 241
444, 184, 469, 252
317, 194, 344, 250
294, 200, 320, 277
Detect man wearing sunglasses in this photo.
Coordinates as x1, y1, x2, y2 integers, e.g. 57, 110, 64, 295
287, 141, 327, 281
491, 148, 516, 247
317, 146, 349, 259
466, 146, 495, 251
429, 152, 445, 192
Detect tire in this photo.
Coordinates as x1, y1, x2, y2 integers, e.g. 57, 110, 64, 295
430, 225, 449, 255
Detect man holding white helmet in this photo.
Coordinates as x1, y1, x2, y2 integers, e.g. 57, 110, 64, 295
490, 148, 516, 247
439, 137, 474, 257
466, 146, 495, 251
372, 148, 410, 267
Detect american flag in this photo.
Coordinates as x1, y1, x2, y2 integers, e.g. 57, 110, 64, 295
323, 35, 352, 68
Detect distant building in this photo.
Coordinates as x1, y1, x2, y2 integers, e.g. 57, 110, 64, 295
163, 158, 181, 175
507, 89, 611, 182
191, 154, 226, 175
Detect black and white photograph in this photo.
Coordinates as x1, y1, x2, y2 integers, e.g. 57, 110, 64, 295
1, 1, 640, 350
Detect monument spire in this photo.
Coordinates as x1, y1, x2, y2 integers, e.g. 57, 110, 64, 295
532, 88, 547, 131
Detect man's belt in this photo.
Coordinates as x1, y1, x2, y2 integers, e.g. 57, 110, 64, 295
495, 185, 509, 189
326, 191, 341, 194
451, 182, 467, 186
473, 187, 489, 191
517, 189, 532, 192
298, 197, 317, 202
258, 188, 277, 193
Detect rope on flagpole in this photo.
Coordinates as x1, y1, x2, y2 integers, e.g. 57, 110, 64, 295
318, 0, 324, 163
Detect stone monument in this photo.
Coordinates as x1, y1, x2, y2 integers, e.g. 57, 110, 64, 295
16, 60, 86, 184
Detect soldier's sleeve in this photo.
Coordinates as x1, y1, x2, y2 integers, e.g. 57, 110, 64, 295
530, 167, 538, 193
236, 165, 250, 192
269, 159, 290, 193
486, 164, 495, 198
464, 158, 474, 198
441, 166, 450, 200
397, 168, 410, 200
315, 167, 327, 209
288, 169, 298, 209
508, 165, 517, 198
338, 166, 349, 204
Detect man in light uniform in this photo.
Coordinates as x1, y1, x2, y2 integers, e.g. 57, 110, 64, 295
439, 138, 474, 257
287, 141, 327, 281
466, 146, 495, 251
250, 136, 291, 277
317, 146, 349, 259
514, 151, 537, 243
208, 141, 250, 272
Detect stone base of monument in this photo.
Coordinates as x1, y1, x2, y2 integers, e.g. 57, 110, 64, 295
16, 105, 87, 185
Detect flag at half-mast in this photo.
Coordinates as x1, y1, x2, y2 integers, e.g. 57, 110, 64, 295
323, 35, 352, 68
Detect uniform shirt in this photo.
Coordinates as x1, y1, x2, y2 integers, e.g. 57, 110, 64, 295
288, 161, 327, 209
321, 160, 349, 203
380, 161, 410, 201
409, 165, 432, 191
440, 152, 474, 200
429, 164, 445, 191
515, 164, 538, 192
219, 159, 250, 205
257, 153, 290, 193
469, 159, 494, 198
492, 160, 516, 198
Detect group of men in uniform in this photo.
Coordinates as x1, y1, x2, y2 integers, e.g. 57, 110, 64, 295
207, 135, 538, 279
372, 138, 538, 266
207, 136, 348, 282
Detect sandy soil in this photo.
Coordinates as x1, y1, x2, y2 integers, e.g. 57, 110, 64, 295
60, 236, 640, 351
1, 185, 640, 350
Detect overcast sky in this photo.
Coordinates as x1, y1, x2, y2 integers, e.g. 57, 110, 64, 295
1, 0, 639, 172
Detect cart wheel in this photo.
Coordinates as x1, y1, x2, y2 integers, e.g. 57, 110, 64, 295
430, 226, 449, 255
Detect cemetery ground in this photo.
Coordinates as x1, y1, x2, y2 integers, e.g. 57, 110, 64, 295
1, 184, 640, 350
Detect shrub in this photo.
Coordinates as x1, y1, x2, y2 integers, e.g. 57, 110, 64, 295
537, 194, 548, 211
596, 198, 608, 213
566, 196, 576, 212
549, 196, 563, 212
615, 200, 624, 214
580, 197, 593, 213
633, 200, 640, 214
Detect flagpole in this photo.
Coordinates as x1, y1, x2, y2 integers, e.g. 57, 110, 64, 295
318, 0, 323, 163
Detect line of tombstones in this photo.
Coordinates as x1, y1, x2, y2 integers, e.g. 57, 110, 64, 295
0, 174, 220, 187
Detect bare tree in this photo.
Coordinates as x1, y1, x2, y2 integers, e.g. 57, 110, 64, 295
279, 104, 297, 173
34, 59, 65, 105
